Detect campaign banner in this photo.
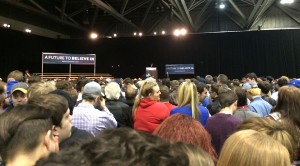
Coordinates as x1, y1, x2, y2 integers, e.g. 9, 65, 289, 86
42, 52, 96, 65
165, 64, 195, 75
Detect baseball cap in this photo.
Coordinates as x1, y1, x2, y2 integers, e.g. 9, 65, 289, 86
242, 83, 258, 90
288, 79, 300, 89
11, 82, 28, 94
82, 82, 101, 98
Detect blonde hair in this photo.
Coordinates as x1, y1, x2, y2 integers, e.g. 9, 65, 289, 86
218, 130, 291, 166
237, 117, 296, 162
132, 81, 158, 119
177, 80, 199, 120
27, 82, 57, 99
175, 143, 214, 166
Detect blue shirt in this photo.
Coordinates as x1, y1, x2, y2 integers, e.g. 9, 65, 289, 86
248, 97, 272, 116
170, 105, 210, 126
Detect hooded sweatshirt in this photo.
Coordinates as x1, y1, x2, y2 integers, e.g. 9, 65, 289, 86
134, 98, 169, 133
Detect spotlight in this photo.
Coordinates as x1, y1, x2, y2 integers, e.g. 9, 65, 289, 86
25, 28, 31, 33
180, 28, 187, 35
134, 32, 137, 36
90, 32, 98, 39
113, 33, 117, 37
3, 23, 10, 28
280, 0, 294, 4
173, 29, 180, 36
219, 3, 225, 9
161, 30, 166, 35
138, 32, 143, 36
173, 28, 188, 37
154, 32, 157, 35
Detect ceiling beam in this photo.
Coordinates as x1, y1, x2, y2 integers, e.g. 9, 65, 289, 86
28, 0, 48, 13
180, 0, 195, 30
161, 0, 184, 23
223, 11, 245, 29
194, 0, 212, 24
91, 8, 99, 28
229, 0, 246, 21
174, 0, 189, 25
120, 0, 129, 15
250, 0, 276, 28
189, 0, 206, 11
146, 13, 169, 34
55, 6, 80, 25
123, 0, 151, 16
89, 0, 139, 30
60, 0, 67, 20
140, 0, 155, 28
188, 0, 195, 9
277, 5, 300, 25
67, 6, 91, 18
1, 0, 87, 31
245, 0, 264, 28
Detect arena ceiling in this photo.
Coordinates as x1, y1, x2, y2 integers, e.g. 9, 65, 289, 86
0, 0, 299, 38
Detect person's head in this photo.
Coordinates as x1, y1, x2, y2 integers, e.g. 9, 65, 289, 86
218, 90, 237, 111
170, 80, 180, 91
125, 85, 137, 100
50, 89, 75, 115
132, 80, 160, 118
82, 81, 102, 103
195, 81, 208, 102
123, 77, 134, 86
28, 94, 72, 143
161, 78, 170, 88
105, 82, 121, 100
10, 82, 28, 107
244, 83, 261, 100
153, 114, 217, 162
233, 87, 248, 107
210, 83, 220, 99
75, 77, 89, 93
236, 117, 295, 162
277, 77, 289, 88
177, 80, 199, 120
159, 85, 171, 102
258, 81, 272, 95
0, 81, 7, 98
7, 70, 24, 82
217, 130, 291, 166
140, 80, 160, 99
274, 86, 300, 127
27, 74, 42, 85
217, 74, 228, 85
55, 80, 74, 91
37, 128, 190, 166
0, 104, 57, 165
205, 75, 214, 84
245, 72, 258, 84
27, 82, 57, 99
175, 143, 214, 166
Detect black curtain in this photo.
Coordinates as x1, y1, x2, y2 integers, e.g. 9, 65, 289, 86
0, 28, 299, 80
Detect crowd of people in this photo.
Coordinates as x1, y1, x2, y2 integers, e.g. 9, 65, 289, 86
0, 70, 300, 166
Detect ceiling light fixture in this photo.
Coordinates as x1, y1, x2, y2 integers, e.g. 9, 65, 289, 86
25, 28, 31, 33
219, 3, 225, 9
3, 23, 11, 28
280, 0, 294, 4
90, 32, 98, 39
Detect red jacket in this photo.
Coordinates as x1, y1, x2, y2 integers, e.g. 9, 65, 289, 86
134, 98, 169, 133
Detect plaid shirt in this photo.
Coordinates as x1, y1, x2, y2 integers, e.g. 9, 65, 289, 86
72, 103, 117, 136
